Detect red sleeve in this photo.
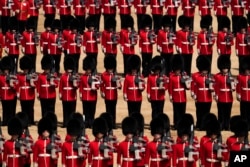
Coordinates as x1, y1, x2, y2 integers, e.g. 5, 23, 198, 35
116, 143, 122, 165
100, 73, 105, 93
144, 143, 150, 165
88, 142, 93, 165
146, 75, 151, 95
61, 142, 66, 166
236, 75, 241, 95
168, 76, 173, 97
123, 76, 128, 96
32, 141, 39, 164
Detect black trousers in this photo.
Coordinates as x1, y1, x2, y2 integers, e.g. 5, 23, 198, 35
216, 15, 224, 32
195, 102, 212, 129
232, 15, 242, 35
181, 53, 193, 75
238, 55, 245, 74
60, 14, 71, 29
123, 54, 132, 75
44, 14, 56, 21
169, 15, 177, 33
150, 100, 165, 120
141, 53, 152, 77
67, 54, 80, 73
240, 101, 250, 130
217, 102, 232, 130
173, 102, 186, 128
105, 100, 117, 128
8, 55, 19, 73
152, 14, 162, 34
86, 53, 98, 69
136, 14, 145, 30
120, 14, 130, 29
75, 15, 86, 34
1, 98, 17, 126
103, 14, 116, 28
29, 16, 38, 32
50, 54, 61, 74
89, 14, 101, 31
26, 54, 37, 72
40, 98, 56, 117
62, 100, 76, 127
18, 20, 26, 34
160, 53, 173, 76
188, 16, 194, 31
127, 101, 142, 116
82, 100, 97, 128
20, 100, 35, 125
1, 16, 10, 35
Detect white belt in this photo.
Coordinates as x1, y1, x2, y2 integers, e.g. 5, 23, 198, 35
93, 156, 105, 160
70, 43, 77, 45
125, 43, 132, 47
60, 5, 68, 7
43, 42, 48, 44
178, 157, 188, 161
206, 158, 220, 162
182, 42, 190, 45
8, 154, 21, 158
123, 158, 134, 161
41, 84, 50, 87
151, 87, 160, 90
184, 6, 192, 9
120, 5, 128, 7
152, 5, 160, 7
10, 43, 17, 46
30, 7, 36, 9
66, 155, 78, 159
173, 88, 184, 91
38, 153, 51, 157
104, 3, 112, 6
21, 86, 31, 89
76, 5, 83, 7
220, 42, 226, 45
137, 4, 143, 7
51, 43, 57, 46
217, 6, 224, 8
142, 42, 150, 45
234, 5, 241, 7
128, 87, 139, 90
168, 5, 175, 7
151, 158, 162, 161
63, 87, 74, 90
87, 41, 96, 43
242, 87, 250, 90
198, 88, 209, 90
220, 88, 230, 91
83, 88, 91, 90
201, 43, 209, 45
162, 42, 169, 44
107, 41, 115, 44
2, 87, 10, 90
26, 42, 35, 45
45, 4, 53, 7
106, 87, 116, 90
89, 4, 97, 6
2, 6, 10, 9
239, 43, 247, 46
202, 6, 209, 8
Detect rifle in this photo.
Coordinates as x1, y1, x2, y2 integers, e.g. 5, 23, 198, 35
134, 72, 145, 90
172, 0, 179, 7
66, 0, 72, 6
189, 0, 197, 6
226, 72, 236, 91
142, 0, 149, 6
73, 128, 89, 158
206, 26, 214, 44
111, 72, 122, 89
213, 134, 223, 158
158, 0, 166, 6
157, 131, 173, 159
26, 69, 38, 87
129, 135, 146, 160
93, 29, 101, 43
6, 59, 17, 88
69, 68, 80, 88
244, 32, 250, 45
147, 30, 156, 44
56, 31, 64, 49
221, 0, 229, 7
239, 0, 244, 7
7, 0, 14, 9
184, 124, 196, 161
14, 31, 22, 45
181, 72, 192, 89
87, 69, 100, 90
111, 32, 120, 44
205, 73, 214, 91
126, 0, 133, 6
75, 32, 82, 47
50, 0, 56, 6
47, 132, 58, 159
46, 59, 58, 85
167, 27, 175, 44
0, 118, 4, 154
99, 133, 117, 159
34, 0, 41, 7
33, 31, 39, 45
23, 128, 33, 153
94, 0, 101, 8
225, 30, 233, 45
80, 0, 85, 5
129, 29, 137, 45
187, 28, 195, 45
207, 0, 214, 8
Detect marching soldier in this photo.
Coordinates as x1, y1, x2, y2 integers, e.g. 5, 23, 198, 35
102, 0, 117, 25
157, 15, 176, 76
79, 56, 99, 128
100, 55, 122, 128
214, 0, 228, 32
101, 16, 118, 57
37, 55, 58, 116
181, 0, 196, 30
59, 56, 78, 127
86, 0, 101, 31
216, 16, 234, 57
0, 0, 13, 35
16, 55, 37, 125
73, 0, 86, 34
139, 14, 155, 77
119, 15, 137, 75
42, 0, 56, 20
21, 18, 39, 72
123, 55, 145, 115
40, 18, 53, 58
62, 15, 74, 58
3, 117, 24, 167
28, 0, 41, 32
226, 115, 242, 150
117, 0, 132, 29
147, 56, 168, 119
48, 19, 64, 74
57, 0, 72, 29
133, 0, 147, 30
0, 56, 17, 126
165, 0, 179, 33
191, 56, 213, 130
231, 0, 245, 35
213, 56, 235, 130
150, 0, 164, 34
235, 16, 250, 71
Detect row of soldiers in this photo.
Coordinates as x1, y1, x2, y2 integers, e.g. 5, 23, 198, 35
0, 0, 250, 34
1, 108, 249, 167
0, 13, 250, 77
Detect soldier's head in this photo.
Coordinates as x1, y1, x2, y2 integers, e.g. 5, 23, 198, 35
171, 54, 184, 74
124, 15, 134, 30
130, 112, 145, 135
237, 16, 248, 33
196, 55, 211, 74
200, 15, 212, 31
64, 56, 75, 73
0, 56, 14, 74
8, 16, 18, 32
122, 117, 137, 139
220, 16, 231, 32
86, 16, 96, 31
83, 56, 96, 74
99, 112, 114, 132
183, 16, 191, 31
141, 14, 152, 31
150, 55, 164, 74
41, 55, 54, 72
20, 55, 32, 73
104, 17, 116, 32
240, 56, 250, 75
127, 55, 141, 75
217, 56, 231, 74
150, 118, 164, 140
26, 18, 36, 32
8, 117, 23, 139
67, 118, 82, 140
104, 55, 116, 73
70, 19, 79, 33
51, 19, 62, 33
161, 15, 172, 31
38, 117, 53, 138
206, 119, 221, 140
92, 117, 108, 139
177, 117, 192, 142
44, 18, 53, 31
235, 119, 248, 143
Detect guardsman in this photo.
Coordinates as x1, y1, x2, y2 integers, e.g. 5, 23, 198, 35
236, 57, 250, 128
231, 0, 245, 35
139, 14, 155, 77
40, 18, 53, 58
226, 115, 242, 150
0, 0, 13, 34
62, 15, 74, 58
147, 56, 168, 119
198, 0, 212, 19
214, 0, 228, 32
181, 0, 196, 30
66, 19, 82, 73
119, 15, 137, 75
86, 0, 101, 31
102, 0, 117, 26
16, 55, 37, 125
191, 56, 213, 130
48, 19, 63, 74
213, 56, 235, 130
5, 16, 21, 71
200, 119, 229, 167
165, 0, 179, 32
12, 0, 30, 33
37, 55, 58, 116
28, 0, 41, 32
57, 0, 71, 29
235, 16, 250, 71
197, 15, 215, 66
0, 56, 17, 126
123, 55, 145, 115
3, 117, 24, 167
216, 16, 234, 57
117, 116, 138, 167
79, 56, 99, 128
157, 15, 176, 76
73, 0, 86, 34
59, 56, 78, 127
150, 0, 163, 34
83, 15, 100, 66
175, 15, 195, 75
88, 118, 109, 167
21, 18, 39, 72
100, 55, 122, 127
42, 0, 56, 20
133, 0, 147, 30
101, 16, 118, 57
117, 0, 131, 29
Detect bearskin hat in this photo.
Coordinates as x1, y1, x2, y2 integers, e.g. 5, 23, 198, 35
130, 113, 144, 135
150, 55, 164, 72
44, 111, 58, 132
104, 55, 116, 70
240, 56, 250, 72
171, 54, 184, 71
38, 117, 53, 136
41, 55, 54, 70
26, 17, 36, 30
150, 117, 164, 136
70, 18, 79, 30
15, 112, 29, 129
20, 55, 32, 70
219, 16, 231, 30
161, 15, 172, 28
127, 55, 141, 73
104, 17, 116, 30
230, 115, 243, 133
156, 113, 170, 133
0, 56, 13, 71
206, 119, 221, 137
67, 118, 82, 136
182, 16, 191, 27
86, 15, 96, 29
83, 56, 96, 71
124, 15, 134, 28
44, 18, 53, 29
122, 117, 137, 136
8, 16, 18, 31
64, 56, 75, 70
237, 16, 248, 31
92, 117, 108, 136
201, 113, 217, 131
70, 112, 85, 130
200, 15, 212, 29
99, 112, 113, 132
8, 117, 23, 136
140, 14, 152, 29
177, 117, 192, 137
51, 19, 62, 30
196, 55, 211, 71
234, 119, 248, 137
178, 15, 186, 29
217, 56, 231, 70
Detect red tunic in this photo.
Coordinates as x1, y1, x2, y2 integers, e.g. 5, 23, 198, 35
101, 30, 118, 55
175, 29, 194, 54
5, 31, 20, 55
168, 73, 187, 103
66, 32, 81, 54
117, 139, 136, 167
3, 140, 24, 167
0, 33, 4, 58
117, 0, 131, 14
48, 32, 64, 55
0, 0, 12, 16
150, 0, 164, 14
21, 31, 37, 55
13, 0, 30, 21
59, 73, 77, 101
157, 29, 175, 54
73, 0, 86, 16
197, 30, 215, 55
57, 0, 71, 15
86, 0, 101, 14
0, 75, 17, 100
181, 0, 195, 17
28, 0, 39, 16
16, 74, 36, 100
165, 0, 179, 16
236, 74, 250, 101
198, 0, 211, 16
42, 0, 56, 14
83, 30, 98, 54
119, 29, 137, 55
226, 135, 237, 151
213, 0, 228, 16
102, 0, 116, 14
40, 30, 51, 54
216, 31, 234, 55
235, 32, 250, 56
139, 30, 154, 53
231, 0, 244, 16
79, 73, 99, 101
133, 0, 147, 14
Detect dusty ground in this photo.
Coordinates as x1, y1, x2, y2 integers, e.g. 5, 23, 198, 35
0, 5, 243, 166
